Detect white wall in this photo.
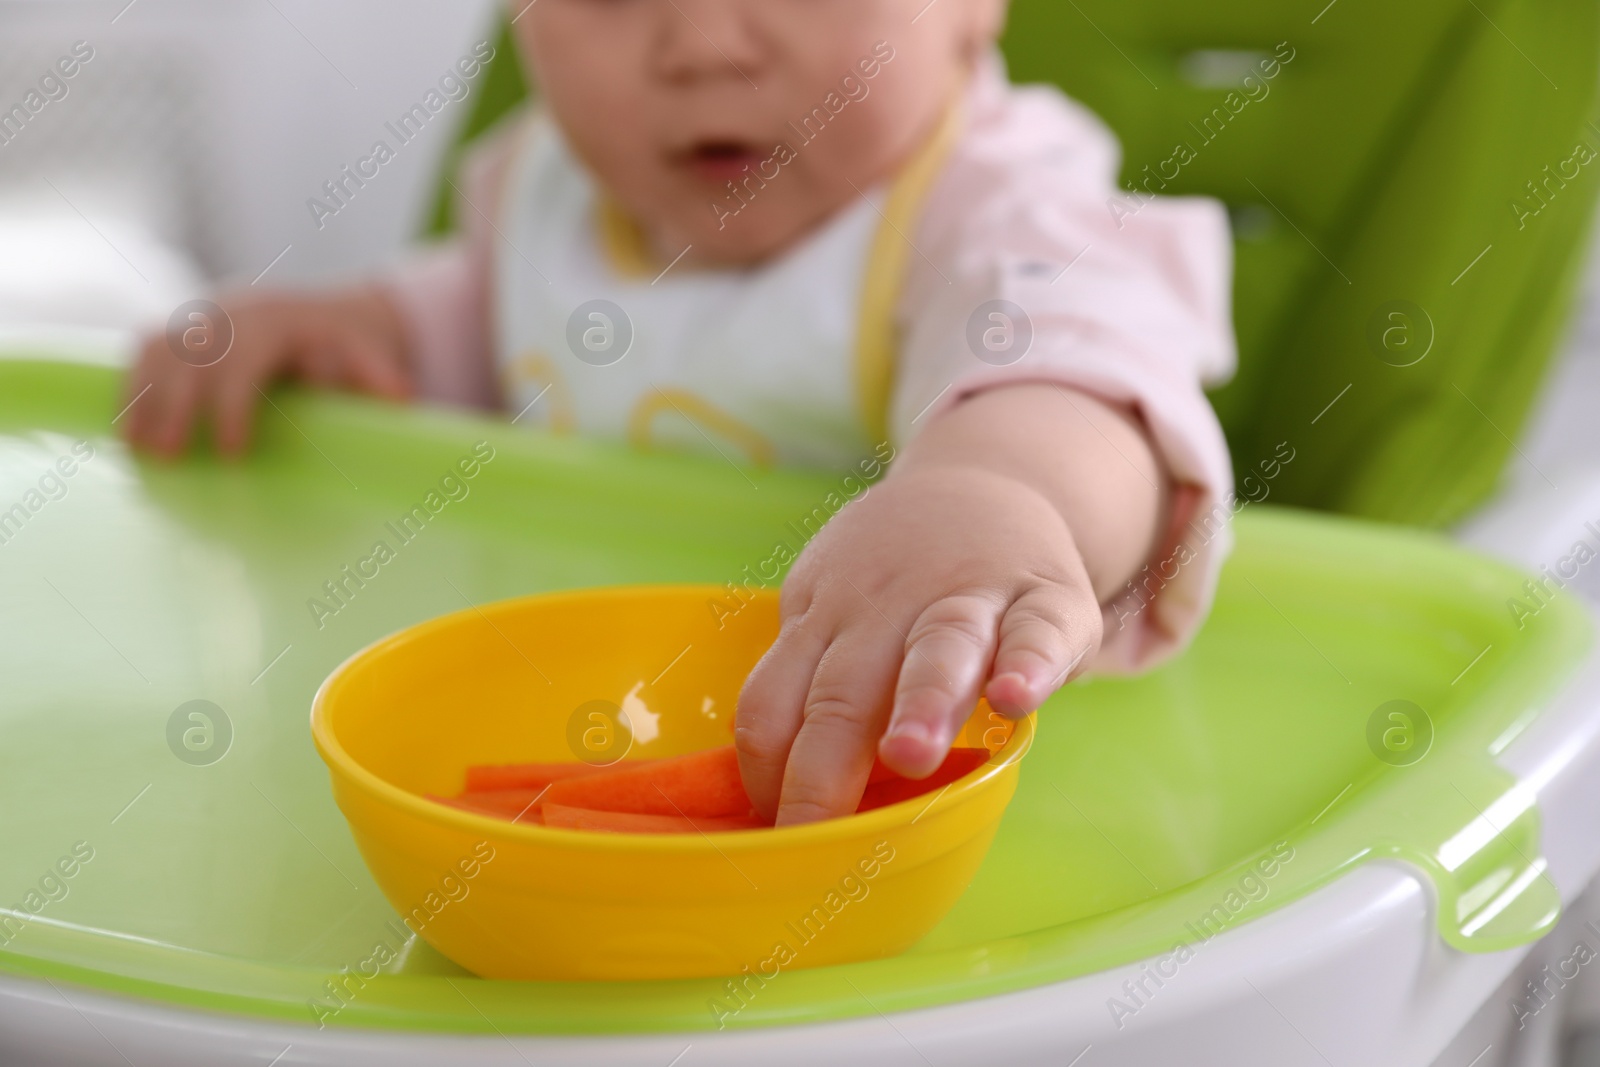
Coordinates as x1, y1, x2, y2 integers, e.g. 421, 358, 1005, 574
0, 0, 500, 332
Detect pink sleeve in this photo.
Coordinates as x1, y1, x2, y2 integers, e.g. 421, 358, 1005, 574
379, 114, 531, 412
893, 62, 1239, 674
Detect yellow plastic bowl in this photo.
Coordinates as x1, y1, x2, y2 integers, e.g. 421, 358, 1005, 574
310, 585, 1032, 981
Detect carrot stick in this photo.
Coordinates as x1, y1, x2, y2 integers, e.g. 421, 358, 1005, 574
541, 803, 768, 833
438, 744, 992, 831
543, 745, 751, 817
463, 759, 656, 793
449, 789, 550, 818
857, 748, 989, 812
867, 755, 900, 786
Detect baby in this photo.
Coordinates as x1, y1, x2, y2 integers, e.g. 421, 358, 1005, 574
123, 0, 1235, 826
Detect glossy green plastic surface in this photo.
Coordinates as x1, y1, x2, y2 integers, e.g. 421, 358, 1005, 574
0, 358, 1590, 1034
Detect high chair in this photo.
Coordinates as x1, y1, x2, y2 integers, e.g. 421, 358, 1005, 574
0, 2, 1598, 1065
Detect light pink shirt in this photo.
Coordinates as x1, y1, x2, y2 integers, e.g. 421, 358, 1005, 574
384, 56, 1238, 674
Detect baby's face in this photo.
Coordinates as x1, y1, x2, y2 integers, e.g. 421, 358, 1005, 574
514, 0, 1003, 267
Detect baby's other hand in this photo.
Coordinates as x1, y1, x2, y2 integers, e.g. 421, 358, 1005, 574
734, 464, 1102, 826
122, 286, 412, 458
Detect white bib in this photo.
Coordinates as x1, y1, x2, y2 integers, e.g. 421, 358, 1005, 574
492, 113, 953, 469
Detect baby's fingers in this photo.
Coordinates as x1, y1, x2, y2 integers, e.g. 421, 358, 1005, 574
773, 624, 901, 826
734, 616, 829, 819
212, 371, 264, 458
137, 359, 203, 459
119, 342, 162, 448
985, 583, 1101, 717
332, 329, 412, 401
191, 334, 283, 456
879, 594, 998, 778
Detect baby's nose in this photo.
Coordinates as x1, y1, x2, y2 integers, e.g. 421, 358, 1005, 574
650, 0, 769, 87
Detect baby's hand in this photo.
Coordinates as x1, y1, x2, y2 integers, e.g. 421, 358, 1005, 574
735, 463, 1102, 826
734, 384, 1165, 826
122, 287, 411, 458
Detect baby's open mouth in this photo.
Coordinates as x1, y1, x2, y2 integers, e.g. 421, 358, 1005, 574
677, 139, 766, 184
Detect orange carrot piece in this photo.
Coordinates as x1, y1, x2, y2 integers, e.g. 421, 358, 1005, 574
867, 755, 900, 786
427, 793, 544, 824
542, 803, 768, 834
442, 744, 990, 830
863, 745, 986, 786
463, 760, 656, 792
857, 748, 989, 813
543, 744, 750, 817
451, 789, 550, 818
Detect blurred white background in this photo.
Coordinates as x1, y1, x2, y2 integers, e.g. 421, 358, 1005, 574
0, 0, 498, 343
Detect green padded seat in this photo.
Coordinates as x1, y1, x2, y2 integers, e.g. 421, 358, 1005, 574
1005, 0, 1600, 524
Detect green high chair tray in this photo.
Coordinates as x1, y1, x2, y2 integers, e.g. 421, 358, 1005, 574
0, 358, 1589, 1034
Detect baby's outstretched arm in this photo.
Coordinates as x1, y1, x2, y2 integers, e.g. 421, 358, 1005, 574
735, 383, 1167, 826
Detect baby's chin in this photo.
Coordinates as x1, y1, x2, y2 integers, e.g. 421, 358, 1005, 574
655, 192, 851, 270
685, 227, 802, 269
